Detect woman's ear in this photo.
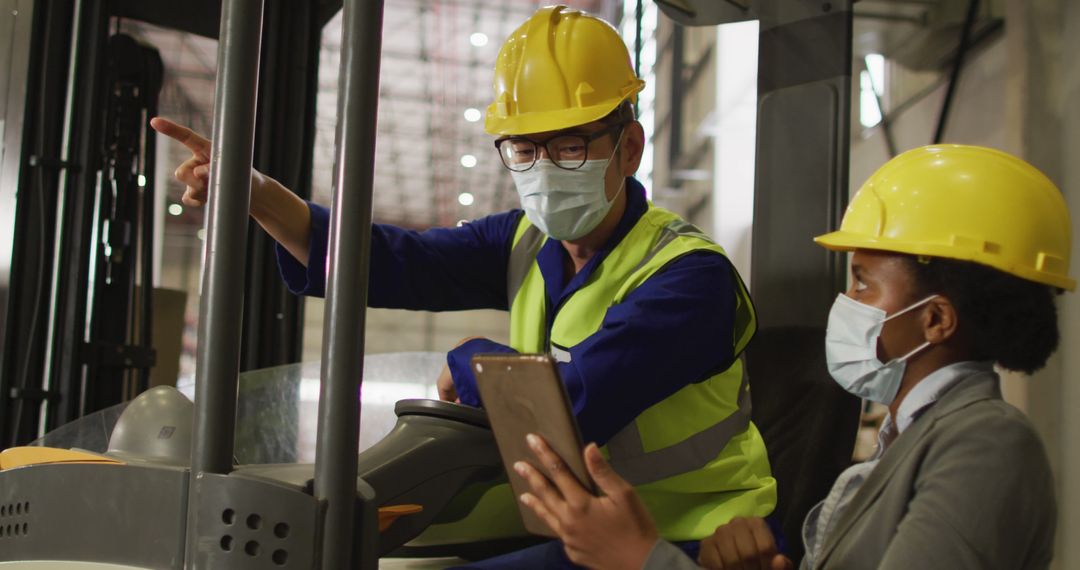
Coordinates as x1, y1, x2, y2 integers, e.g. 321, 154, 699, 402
922, 296, 959, 344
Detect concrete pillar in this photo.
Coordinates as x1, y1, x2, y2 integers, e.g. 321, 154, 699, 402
1056, 0, 1080, 567
1006, 0, 1079, 567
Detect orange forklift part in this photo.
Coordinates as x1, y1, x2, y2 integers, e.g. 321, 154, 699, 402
378, 504, 424, 532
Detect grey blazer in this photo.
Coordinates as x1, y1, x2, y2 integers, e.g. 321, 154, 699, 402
814, 371, 1056, 569
642, 371, 1056, 570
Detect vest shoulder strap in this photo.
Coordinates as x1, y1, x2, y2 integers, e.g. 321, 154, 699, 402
507, 220, 544, 310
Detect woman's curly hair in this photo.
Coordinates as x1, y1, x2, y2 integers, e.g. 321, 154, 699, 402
904, 256, 1060, 374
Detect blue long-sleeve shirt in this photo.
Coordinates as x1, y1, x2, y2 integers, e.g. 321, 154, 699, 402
276, 178, 738, 445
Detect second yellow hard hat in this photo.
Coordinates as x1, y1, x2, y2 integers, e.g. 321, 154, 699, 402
485, 5, 645, 136
815, 144, 1075, 291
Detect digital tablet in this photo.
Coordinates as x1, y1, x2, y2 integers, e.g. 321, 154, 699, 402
471, 353, 596, 537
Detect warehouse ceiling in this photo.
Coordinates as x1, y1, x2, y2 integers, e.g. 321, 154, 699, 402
131, 0, 1000, 232
129, 0, 611, 231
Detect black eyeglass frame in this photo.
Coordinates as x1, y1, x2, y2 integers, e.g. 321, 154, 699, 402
493, 121, 627, 172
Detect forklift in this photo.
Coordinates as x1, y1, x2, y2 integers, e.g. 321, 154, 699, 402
0, 0, 858, 567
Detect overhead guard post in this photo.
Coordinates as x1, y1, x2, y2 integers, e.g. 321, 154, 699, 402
314, 0, 386, 567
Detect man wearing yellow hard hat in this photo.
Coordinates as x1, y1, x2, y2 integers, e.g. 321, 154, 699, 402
516, 144, 1069, 569
153, 5, 775, 566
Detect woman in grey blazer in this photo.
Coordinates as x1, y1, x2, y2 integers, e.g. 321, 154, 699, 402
514, 145, 1073, 570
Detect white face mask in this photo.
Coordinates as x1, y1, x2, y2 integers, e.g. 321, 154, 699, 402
510, 140, 624, 241
824, 293, 937, 404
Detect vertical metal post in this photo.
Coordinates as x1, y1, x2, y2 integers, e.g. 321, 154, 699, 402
668, 25, 684, 166
314, 0, 384, 566
750, 0, 853, 329
185, 0, 263, 563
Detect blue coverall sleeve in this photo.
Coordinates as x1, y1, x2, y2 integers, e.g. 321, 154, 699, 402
446, 338, 519, 406
275, 201, 523, 311
559, 252, 739, 446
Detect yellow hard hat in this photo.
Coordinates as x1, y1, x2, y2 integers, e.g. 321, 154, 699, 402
484, 5, 645, 136
815, 144, 1075, 291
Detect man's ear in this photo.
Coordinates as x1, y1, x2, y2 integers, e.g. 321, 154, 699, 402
622, 121, 645, 176
922, 296, 959, 344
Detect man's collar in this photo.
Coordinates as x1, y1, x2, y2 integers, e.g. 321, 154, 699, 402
602, 176, 648, 253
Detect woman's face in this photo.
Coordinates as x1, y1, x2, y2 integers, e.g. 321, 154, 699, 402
846, 250, 930, 363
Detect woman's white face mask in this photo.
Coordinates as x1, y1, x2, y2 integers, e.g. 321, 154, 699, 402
824, 293, 937, 404
510, 136, 625, 241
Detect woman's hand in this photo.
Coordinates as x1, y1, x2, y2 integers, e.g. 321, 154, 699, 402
516, 434, 659, 570
698, 517, 793, 570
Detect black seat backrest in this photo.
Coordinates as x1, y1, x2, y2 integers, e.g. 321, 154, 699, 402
746, 326, 862, 563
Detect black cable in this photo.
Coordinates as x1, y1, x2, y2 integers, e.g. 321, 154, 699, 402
933, 0, 980, 144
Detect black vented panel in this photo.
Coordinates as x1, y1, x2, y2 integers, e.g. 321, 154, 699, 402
0, 501, 31, 541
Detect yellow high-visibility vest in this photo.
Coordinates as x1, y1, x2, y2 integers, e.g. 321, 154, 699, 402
507, 205, 776, 540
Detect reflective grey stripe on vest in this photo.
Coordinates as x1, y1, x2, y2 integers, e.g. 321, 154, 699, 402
606, 359, 752, 486
637, 219, 754, 348
625, 219, 713, 278
507, 224, 545, 309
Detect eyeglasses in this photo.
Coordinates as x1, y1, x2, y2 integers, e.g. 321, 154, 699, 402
494, 122, 626, 172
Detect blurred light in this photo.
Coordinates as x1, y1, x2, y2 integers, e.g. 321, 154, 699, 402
456, 219, 469, 227
458, 192, 475, 206
470, 32, 488, 47
672, 169, 711, 182
137, 174, 147, 187
464, 108, 482, 122
460, 154, 478, 168
168, 203, 183, 216
197, 228, 206, 241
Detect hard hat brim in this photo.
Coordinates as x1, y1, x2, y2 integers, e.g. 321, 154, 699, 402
484, 83, 644, 136
814, 230, 1077, 291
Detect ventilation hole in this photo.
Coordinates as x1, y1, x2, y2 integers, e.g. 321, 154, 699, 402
13, 524, 19, 537
245, 541, 260, 557
222, 509, 236, 525
21, 523, 27, 536
1, 505, 6, 516
14, 503, 20, 516
246, 513, 262, 530
272, 549, 288, 565
23, 502, 29, 514
220, 535, 233, 552
274, 522, 289, 538
0, 525, 5, 537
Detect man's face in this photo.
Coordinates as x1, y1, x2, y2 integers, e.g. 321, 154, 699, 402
497, 119, 645, 201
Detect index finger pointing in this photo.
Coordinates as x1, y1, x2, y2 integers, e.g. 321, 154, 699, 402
150, 117, 211, 159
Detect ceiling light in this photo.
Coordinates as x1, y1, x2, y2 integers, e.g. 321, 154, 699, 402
137, 174, 147, 187
463, 108, 482, 122
458, 192, 475, 206
470, 32, 488, 47
168, 204, 183, 216
460, 154, 478, 168
197, 228, 206, 241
